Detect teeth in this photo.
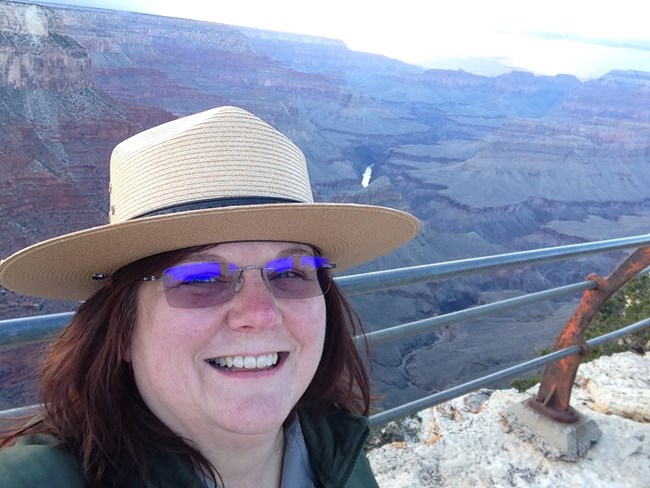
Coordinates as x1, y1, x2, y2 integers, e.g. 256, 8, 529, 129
256, 355, 268, 368
211, 352, 279, 370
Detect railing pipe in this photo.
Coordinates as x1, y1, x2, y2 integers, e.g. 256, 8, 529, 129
338, 234, 650, 296
0, 281, 596, 349
0, 312, 73, 346
2, 234, 649, 346
357, 281, 595, 346
0, 404, 41, 419
369, 317, 650, 427
4, 318, 647, 423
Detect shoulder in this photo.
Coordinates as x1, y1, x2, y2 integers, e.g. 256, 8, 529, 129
0, 435, 199, 488
0, 435, 85, 488
344, 454, 379, 488
299, 409, 379, 488
299, 408, 369, 443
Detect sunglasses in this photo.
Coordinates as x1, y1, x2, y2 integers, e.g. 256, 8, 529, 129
141, 255, 336, 308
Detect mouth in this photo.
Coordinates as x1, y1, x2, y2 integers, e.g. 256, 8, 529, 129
206, 352, 283, 372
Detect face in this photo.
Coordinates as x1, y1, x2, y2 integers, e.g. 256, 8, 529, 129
128, 241, 327, 444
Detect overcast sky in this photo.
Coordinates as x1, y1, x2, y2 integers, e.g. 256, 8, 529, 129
32, 0, 650, 79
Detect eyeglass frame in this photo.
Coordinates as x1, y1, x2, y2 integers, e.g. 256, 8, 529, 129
139, 255, 336, 308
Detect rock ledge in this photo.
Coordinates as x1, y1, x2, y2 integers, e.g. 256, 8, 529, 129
368, 352, 649, 487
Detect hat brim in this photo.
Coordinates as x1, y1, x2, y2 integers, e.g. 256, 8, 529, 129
0, 203, 419, 301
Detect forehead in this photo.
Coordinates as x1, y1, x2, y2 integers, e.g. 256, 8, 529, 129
183, 241, 315, 261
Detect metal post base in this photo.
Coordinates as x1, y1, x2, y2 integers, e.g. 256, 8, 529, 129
507, 400, 602, 462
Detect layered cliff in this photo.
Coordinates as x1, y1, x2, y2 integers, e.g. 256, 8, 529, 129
0, 1, 176, 318
0, 1, 89, 90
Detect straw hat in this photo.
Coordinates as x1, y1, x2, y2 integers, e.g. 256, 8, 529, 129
0, 106, 419, 301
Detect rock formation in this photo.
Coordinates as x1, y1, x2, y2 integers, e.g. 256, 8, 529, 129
368, 352, 649, 487
0, 1, 89, 90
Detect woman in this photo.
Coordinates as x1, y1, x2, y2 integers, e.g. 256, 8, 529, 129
0, 106, 419, 487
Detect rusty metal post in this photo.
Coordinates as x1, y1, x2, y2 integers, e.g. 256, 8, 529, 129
528, 245, 650, 423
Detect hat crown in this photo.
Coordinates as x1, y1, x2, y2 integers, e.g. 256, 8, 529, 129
109, 106, 314, 222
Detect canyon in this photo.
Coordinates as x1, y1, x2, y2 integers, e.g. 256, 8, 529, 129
1, 0, 650, 411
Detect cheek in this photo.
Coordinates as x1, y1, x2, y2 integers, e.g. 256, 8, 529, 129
130, 298, 224, 378
129, 298, 186, 381
129, 308, 198, 411
131, 310, 195, 365
296, 299, 327, 358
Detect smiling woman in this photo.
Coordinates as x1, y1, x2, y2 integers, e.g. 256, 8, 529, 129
0, 106, 419, 487
131, 242, 328, 451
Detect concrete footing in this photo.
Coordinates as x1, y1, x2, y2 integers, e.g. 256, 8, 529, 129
507, 400, 602, 462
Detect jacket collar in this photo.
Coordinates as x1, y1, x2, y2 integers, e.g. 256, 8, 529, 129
298, 409, 370, 488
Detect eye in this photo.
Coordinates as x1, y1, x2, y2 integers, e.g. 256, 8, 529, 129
270, 267, 307, 280
163, 262, 229, 287
266, 256, 313, 281
181, 274, 223, 284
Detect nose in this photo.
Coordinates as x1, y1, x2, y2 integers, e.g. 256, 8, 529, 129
225, 268, 282, 331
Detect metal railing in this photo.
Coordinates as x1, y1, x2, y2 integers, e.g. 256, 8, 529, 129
2, 234, 650, 427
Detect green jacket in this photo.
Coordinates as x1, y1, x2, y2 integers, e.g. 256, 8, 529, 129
0, 409, 378, 488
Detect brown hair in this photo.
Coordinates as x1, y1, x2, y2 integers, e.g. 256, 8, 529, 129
1, 246, 371, 486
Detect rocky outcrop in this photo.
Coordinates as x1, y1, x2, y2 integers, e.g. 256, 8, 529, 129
368, 352, 650, 487
0, 1, 90, 90
0, 1, 178, 319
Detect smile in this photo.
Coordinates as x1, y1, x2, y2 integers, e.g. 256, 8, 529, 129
207, 352, 280, 371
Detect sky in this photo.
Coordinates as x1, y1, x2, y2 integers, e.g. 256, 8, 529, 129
33, 0, 650, 80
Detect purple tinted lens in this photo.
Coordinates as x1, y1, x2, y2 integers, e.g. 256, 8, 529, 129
163, 262, 225, 283
162, 262, 234, 308
301, 256, 329, 269
159, 257, 332, 308
268, 256, 294, 273
265, 256, 331, 298
266, 256, 328, 272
